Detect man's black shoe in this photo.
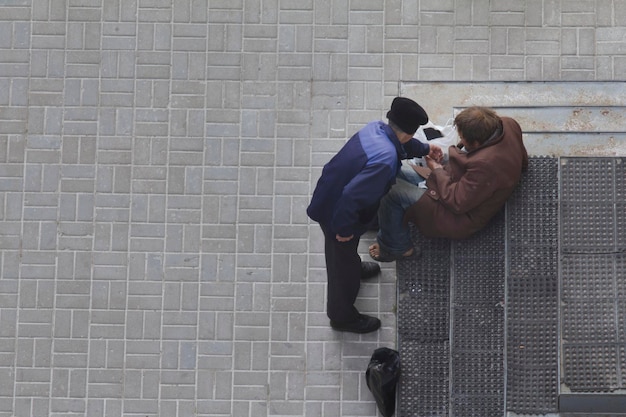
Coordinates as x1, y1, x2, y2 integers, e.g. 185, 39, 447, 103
361, 261, 381, 280
330, 314, 381, 334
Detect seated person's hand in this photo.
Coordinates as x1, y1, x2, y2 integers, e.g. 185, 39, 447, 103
428, 144, 444, 163
425, 155, 443, 171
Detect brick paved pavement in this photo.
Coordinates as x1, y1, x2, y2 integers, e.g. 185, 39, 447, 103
0, 1, 625, 416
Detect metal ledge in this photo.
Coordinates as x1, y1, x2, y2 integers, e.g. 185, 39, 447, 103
559, 394, 626, 414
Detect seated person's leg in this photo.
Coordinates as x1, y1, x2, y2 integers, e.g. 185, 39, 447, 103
373, 177, 425, 259
397, 163, 425, 186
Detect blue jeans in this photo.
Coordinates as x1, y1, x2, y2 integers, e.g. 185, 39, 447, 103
376, 165, 426, 256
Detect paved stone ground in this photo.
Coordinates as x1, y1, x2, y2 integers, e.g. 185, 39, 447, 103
0, 1, 625, 416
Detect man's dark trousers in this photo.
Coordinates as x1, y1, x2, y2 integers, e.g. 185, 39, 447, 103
320, 224, 362, 323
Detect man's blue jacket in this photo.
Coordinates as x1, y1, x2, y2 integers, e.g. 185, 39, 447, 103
307, 121, 431, 238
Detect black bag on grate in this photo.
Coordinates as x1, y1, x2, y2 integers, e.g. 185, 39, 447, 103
365, 347, 401, 417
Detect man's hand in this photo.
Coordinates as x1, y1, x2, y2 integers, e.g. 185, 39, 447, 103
425, 155, 443, 171
428, 144, 444, 163
336, 234, 354, 242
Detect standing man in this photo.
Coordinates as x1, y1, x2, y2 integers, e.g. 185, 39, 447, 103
307, 97, 442, 333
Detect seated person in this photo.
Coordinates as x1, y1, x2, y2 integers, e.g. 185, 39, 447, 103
369, 106, 528, 262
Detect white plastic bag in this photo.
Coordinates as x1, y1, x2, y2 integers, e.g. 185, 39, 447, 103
412, 118, 459, 164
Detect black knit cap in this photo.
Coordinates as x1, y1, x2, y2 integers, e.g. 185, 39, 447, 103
386, 97, 429, 135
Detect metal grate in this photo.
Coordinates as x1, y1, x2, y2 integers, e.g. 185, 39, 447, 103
398, 341, 449, 417
506, 157, 560, 413
450, 212, 506, 417
396, 157, 626, 414
560, 157, 626, 393
397, 233, 450, 417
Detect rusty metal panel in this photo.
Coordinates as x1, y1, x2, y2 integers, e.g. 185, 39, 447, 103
401, 82, 626, 156
522, 133, 626, 157
476, 107, 626, 133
